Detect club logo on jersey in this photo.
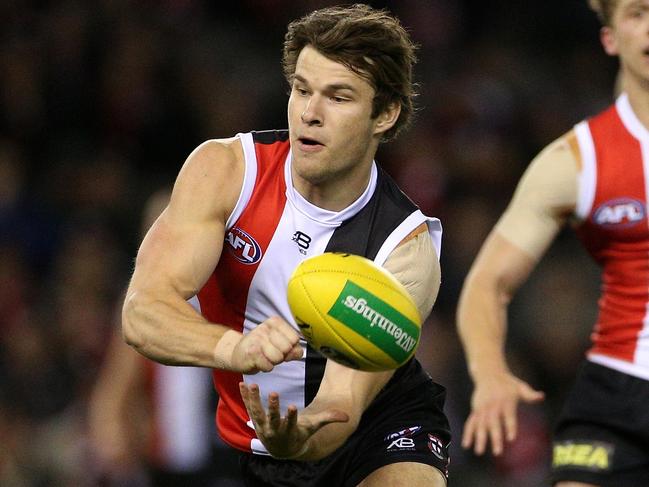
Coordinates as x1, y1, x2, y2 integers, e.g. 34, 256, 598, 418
292, 231, 311, 254
428, 434, 445, 460
593, 198, 645, 228
225, 227, 262, 264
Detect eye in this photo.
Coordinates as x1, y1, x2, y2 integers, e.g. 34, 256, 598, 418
294, 86, 309, 96
331, 96, 347, 103
628, 6, 648, 18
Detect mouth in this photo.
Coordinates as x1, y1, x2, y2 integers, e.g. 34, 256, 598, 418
296, 136, 325, 153
298, 136, 324, 146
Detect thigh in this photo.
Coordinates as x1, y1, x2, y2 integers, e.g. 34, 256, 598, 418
239, 453, 325, 487
357, 462, 446, 487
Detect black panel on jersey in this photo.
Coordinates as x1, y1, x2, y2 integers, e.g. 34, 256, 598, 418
326, 167, 418, 260
304, 166, 423, 406
304, 344, 324, 406
251, 129, 289, 144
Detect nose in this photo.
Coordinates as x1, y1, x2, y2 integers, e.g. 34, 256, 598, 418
300, 98, 323, 126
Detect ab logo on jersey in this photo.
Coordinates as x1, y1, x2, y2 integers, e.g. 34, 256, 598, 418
593, 198, 645, 228
225, 227, 262, 264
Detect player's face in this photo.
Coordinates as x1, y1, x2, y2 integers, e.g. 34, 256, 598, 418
287, 45, 398, 207
603, 0, 649, 85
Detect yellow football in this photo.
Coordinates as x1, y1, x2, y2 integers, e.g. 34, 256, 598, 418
287, 252, 422, 371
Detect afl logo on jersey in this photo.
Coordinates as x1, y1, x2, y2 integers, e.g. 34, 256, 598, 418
225, 227, 262, 264
593, 198, 646, 228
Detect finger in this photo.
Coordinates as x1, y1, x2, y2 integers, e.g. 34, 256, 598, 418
252, 357, 274, 373
243, 343, 273, 374
488, 416, 504, 456
461, 416, 476, 450
239, 382, 251, 404
315, 408, 349, 426
520, 383, 545, 403
503, 402, 518, 442
267, 316, 300, 341
268, 328, 296, 354
267, 392, 281, 430
301, 408, 349, 436
286, 404, 298, 430
241, 383, 267, 426
287, 343, 304, 361
260, 341, 286, 365
473, 418, 488, 455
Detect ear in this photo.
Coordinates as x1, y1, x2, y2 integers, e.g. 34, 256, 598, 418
373, 102, 401, 136
600, 26, 618, 56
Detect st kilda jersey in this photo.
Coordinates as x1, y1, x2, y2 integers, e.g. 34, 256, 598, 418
575, 93, 649, 380
196, 130, 442, 454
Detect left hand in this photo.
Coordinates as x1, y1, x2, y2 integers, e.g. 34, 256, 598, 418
239, 382, 349, 459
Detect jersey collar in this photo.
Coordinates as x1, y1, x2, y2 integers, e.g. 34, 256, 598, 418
284, 150, 378, 225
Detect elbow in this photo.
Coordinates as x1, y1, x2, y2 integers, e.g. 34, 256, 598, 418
121, 291, 147, 351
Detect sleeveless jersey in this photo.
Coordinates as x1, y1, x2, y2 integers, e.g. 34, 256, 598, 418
574, 93, 649, 380
197, 130, 442, 454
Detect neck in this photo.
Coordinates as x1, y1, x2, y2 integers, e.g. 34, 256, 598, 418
292, 161, 373, 212
622, 72, 649, 130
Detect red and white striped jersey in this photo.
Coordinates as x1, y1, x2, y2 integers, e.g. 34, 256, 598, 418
575, 93, 649, 380
196, 130, 441, 454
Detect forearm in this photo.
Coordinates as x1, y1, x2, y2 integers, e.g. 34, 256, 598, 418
292, 395, 360, 461
122, 289, 237, 368
457, 272, 511, 383
293, 368, 392, 461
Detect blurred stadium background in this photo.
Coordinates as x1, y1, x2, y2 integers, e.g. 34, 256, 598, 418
1, 1, 616, 485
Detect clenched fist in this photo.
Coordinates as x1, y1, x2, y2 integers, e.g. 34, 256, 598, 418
214, 316, 304, 373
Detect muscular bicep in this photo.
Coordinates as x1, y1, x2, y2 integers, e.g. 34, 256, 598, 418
494, 132, 579, 260
129, 139, 244, 298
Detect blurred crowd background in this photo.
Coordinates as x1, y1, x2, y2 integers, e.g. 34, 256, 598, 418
1, 1, 617, 486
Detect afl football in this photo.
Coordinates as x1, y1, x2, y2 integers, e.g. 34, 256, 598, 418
287, 252, 422, 371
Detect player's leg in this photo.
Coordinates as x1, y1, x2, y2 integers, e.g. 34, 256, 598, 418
357, 462, 446, 487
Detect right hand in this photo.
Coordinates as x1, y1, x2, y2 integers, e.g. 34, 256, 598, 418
462, 371, 544, 456
239, 383, 349, 459
214, 316, 303, 374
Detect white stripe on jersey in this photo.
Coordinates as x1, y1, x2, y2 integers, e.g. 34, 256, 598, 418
574, 120, 597, 221
227, 133, 259, 230
616, 93, 649, 369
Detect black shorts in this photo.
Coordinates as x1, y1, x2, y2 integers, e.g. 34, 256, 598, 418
238, 367, 450, 487
551, 360, 649, 487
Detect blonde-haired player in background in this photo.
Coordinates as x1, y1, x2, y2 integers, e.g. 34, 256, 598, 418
458, 1, 649, 485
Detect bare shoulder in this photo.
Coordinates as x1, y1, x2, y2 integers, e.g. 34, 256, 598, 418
533, 129, 580, 169
169, 137, 245, 223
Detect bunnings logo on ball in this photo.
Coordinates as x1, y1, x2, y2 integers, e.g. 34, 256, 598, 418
328, 281, 418, 363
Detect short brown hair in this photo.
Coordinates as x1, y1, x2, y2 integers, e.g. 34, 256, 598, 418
282, 4, 418, 141
588, 0, 617, 25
